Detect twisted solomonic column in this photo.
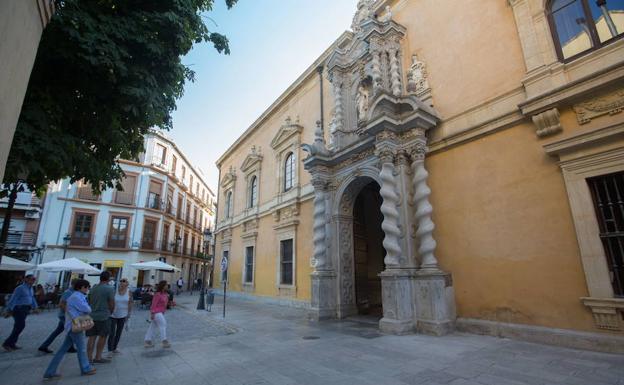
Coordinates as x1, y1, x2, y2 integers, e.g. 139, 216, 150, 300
332, 80, 344, 133
410, 144, 439, 270
371, 50, 383, 94
390, 49, 402, 97
311, 178, 328, 270
377, 148, 402, 267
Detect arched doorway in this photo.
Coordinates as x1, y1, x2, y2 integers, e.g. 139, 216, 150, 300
352, 181, 385, 316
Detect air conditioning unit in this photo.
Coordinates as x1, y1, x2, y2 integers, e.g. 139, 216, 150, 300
24, 210, 40, 219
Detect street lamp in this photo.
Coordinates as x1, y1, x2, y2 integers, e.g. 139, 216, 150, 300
62, 234, 71, 259
59, 235, 71, 288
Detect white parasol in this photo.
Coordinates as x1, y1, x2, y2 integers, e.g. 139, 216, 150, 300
130, 260, 180, 272
0, 256, 35, 271
36, 257, 102, 274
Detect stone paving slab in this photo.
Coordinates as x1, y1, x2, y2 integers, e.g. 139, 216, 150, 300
0, 292, 623, 385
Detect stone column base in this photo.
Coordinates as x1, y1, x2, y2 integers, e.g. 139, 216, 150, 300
413, 270, 456, 336
379, 269, 418, 334
308, 270, 337, 321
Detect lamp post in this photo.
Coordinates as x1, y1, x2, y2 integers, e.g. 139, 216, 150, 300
59, 234, 71, 288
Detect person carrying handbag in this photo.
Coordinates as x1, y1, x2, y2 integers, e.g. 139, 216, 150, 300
43, 279, 97, 380
144, 280, 171, 349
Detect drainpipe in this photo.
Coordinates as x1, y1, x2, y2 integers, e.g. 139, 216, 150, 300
317, 65, 325, 134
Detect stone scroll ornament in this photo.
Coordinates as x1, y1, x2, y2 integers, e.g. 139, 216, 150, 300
377, 148, 402, 267
411, 144, 438, 270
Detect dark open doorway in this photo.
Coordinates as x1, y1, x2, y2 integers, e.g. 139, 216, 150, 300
353, 181, 385, 316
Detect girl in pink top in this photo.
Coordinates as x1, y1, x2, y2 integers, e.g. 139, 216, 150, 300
144, 281, 170, 348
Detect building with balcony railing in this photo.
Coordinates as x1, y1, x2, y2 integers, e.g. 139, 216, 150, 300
36, 129, 216, 288
0, 188, 43, 258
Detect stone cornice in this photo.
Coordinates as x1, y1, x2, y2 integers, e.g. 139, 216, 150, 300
216, 32, 352, 167
543, 122, 624, 157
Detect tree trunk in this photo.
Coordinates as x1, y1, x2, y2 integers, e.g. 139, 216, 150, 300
0, 183, 20, 266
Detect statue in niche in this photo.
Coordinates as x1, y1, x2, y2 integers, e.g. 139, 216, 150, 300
377, 5, 392, 23
407, 54, 429, 94
356, 81, 371, 122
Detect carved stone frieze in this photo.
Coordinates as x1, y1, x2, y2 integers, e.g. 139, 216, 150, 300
532, 108, 562, 137
573, 88, 624, 125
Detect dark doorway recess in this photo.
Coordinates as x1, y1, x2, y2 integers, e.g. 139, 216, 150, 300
353, 181, 385, 316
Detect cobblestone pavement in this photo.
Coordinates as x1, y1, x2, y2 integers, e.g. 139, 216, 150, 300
0, 293, 623, 385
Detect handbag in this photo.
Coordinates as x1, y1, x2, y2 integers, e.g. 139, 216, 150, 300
71, 315, 94, 332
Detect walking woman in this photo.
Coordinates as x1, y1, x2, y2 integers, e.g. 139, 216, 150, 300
108, 278, 132, 355
43, 279, 96, 379
144, 280, 170, 349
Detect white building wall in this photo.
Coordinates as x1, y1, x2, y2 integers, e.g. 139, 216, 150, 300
36, 130, 216, 288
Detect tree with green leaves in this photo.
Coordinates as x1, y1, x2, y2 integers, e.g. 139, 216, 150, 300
0, 0, 237, 263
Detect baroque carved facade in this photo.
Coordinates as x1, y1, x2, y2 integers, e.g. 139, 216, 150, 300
214, 0, 624, 351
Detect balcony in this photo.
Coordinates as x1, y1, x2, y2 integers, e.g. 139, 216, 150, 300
76, 186, 99, 201
114, 191, 134, 206
165, 202, 176, 216
4, 231, 37, 250
145, 194, 162, 210
150, 156, 167, 170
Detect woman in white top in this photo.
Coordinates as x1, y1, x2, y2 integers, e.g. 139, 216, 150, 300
107, 278, 132, 354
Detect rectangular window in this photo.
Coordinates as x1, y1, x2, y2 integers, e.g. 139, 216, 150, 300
71, 213, 94, 246
162, 223, 170, 251
147, 180, 162, 210
182, 165, 186, 180
186, 203, 191, 224
172, 155, 177, 173
142, 219, 157, 250
588, 171, 624, 297
245, 246, 254, 283
155, 143, 167, 165
190, 175, 194, 190
115, 175, 136, 205
108, 216, 129, 248
280, 239, 293, 285
77, 181, 99, 201
177, 195, 183, 220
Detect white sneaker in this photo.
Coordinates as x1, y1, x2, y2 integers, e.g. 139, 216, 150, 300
144, 341, 153, 349
162, 340, 171, 349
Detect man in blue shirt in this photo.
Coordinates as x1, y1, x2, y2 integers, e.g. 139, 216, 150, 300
2, 274, 38, 351
38, 279, 78, 354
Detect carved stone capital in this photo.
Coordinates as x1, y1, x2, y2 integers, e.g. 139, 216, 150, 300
376, 147, 396, 164
532, 108, 562, 137
409, 143, 427, 162
396, 150, 411, 167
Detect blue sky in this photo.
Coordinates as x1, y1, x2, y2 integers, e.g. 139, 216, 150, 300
169, 0, 359, 191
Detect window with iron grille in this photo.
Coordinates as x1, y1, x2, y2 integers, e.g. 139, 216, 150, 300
280, 239, 293, 285
108, 216, 129, 248
71, 213, 94, 246
587, 171, 624, 297
245, 246, 254, 283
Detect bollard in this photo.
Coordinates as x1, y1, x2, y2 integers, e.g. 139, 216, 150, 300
196, 288, 206, 310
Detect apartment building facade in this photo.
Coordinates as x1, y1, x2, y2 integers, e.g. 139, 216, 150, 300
0, 187, 44, 292
213, 0, 624, 352
37, 130, 216, 288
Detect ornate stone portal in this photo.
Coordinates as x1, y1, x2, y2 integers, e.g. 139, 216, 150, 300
302, 8, 456, 335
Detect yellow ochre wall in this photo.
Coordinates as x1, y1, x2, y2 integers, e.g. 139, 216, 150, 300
214, 0, 622, 335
